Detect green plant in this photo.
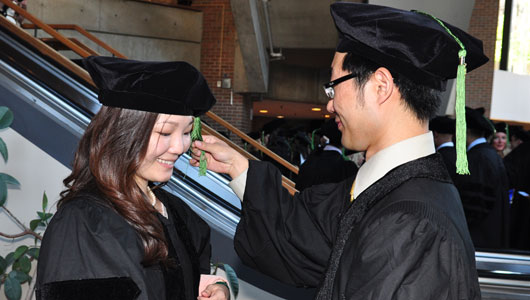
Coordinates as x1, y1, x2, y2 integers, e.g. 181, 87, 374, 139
0, 106, 51, 300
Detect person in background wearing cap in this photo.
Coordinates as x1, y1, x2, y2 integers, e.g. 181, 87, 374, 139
430, 116, 457, 180
36, 57, 230, 300
295, 119, 358, 191
491, 122, 508, 157
191, 2, 487, 299
453, 107, 510, 250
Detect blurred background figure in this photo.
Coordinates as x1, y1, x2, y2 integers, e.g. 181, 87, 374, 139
491, 122, 508, 157
429, 116, 456, 179
295, 119, 358, 191
453, 107, 510, 249
503, 125, 530, 250
1, 0, 26, 26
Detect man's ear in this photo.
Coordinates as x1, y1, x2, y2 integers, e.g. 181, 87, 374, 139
372, 67, 394, 104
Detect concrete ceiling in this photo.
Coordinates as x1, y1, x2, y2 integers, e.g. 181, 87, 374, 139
234, 0, 476, 118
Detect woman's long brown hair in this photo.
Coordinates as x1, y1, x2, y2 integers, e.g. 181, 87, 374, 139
59, 106, 168, 265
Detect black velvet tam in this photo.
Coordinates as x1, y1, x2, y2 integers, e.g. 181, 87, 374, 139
466, 107, 494, 136
494, 122, 507, 134
83, 56, 216, 116
430, 116, 456, 134
330, 3, 489, 91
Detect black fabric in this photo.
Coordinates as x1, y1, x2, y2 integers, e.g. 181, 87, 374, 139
453, 142, 510, 249
504, 141, 530, 193
83, 56, 216, 116
36, 277, 140, 300
235, 155, 480, 299
295, 149, 358, 191
466, 107, 494, 136
36, 189, 211, 300
438, 146, 457, 181
330, 3, 488, 91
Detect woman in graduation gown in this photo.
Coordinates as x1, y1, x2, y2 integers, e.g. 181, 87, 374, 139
35, 56, 229, 300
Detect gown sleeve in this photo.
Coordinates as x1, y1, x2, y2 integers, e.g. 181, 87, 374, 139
234, 160, 353, 287
36, 198, 146, 300
340, 202, 478, 300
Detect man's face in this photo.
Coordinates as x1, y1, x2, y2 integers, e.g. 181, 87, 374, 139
326, 52, 377, 151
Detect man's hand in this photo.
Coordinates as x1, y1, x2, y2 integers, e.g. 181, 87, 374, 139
198, 283, 230, 300
190, 135, 249, 179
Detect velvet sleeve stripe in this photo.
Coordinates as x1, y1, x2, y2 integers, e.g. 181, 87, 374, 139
36, 277, 141, 300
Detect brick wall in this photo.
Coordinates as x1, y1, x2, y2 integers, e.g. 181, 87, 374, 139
467, 0, 499, 116
192, 0, 252, 142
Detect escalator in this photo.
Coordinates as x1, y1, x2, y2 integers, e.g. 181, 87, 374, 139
2, 12, 530, 300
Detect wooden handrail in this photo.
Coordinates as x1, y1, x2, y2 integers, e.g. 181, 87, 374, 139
22, 23, 127, 58
0, 0, 91, 58
1, 2, 300, 194
0, 16, 94, 85
39, 37, 100, 56
206, 111, 300, 175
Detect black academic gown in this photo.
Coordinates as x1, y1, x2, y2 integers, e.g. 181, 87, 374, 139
295, 149, 358, 191
437, 146, 457, 181
453, 142, 510, 249
234, 155, 480, 299
504, 142, 530, 249
36, 188, 211, 300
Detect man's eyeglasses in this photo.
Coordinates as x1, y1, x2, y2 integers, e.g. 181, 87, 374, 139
323, 73, 357, 99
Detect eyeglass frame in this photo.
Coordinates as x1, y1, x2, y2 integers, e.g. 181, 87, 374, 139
323, 73, 357, 99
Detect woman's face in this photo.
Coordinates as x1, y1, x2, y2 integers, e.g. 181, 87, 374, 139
135, 114, 194, 188
492, 132, 507, 151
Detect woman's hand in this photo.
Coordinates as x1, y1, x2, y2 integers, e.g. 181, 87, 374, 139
198, 283, 230, 300
190, 135, 249, 179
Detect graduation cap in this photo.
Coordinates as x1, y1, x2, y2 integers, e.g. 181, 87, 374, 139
83, 56, 216, 116
494, 122, 508, 134
465, 107, 494, 137
320, 119, 342, 146
83, 56, 216, 175
330, 2, 489, 175
509, 125, 530, 143
429, 116, 456, 134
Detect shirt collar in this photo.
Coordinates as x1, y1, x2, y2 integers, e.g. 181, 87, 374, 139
353, 132, 435, 199
323, 144, 342, 154
436, 141, 454, 151
467, 137, 487, 151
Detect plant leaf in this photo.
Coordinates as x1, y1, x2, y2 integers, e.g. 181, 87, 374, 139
5, 252, 15, 266
0, 173, 20, 188
13, 246, 28, 261
0, 255, 6, 274
4, 275, 22, 300
17, 256, 31, 274
221, 263, 239, 299
0, 137, 7, 163
0, 179, 6, 206
37, 211, 46, 219
0, 106, 14, 129
43, 213, 53, 221
42, 191, 48, 211
9, 269, 31, 284
27, 248, 39, 260
30, 219, 40, 231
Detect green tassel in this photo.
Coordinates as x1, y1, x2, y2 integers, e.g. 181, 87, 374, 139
455, 54, 469, 175
191, 117, 207, 176
341, 147, 351, 161
311, 129, 317, 151
414, 10, 470, 175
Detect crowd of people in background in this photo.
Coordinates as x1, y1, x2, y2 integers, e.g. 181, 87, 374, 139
245, 107, 530, 251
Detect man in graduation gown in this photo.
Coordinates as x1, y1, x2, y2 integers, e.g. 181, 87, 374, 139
453, 107, 510, 249
192, 3, 488, 299
430, 116, 457, 180
295, 119, 358, 191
